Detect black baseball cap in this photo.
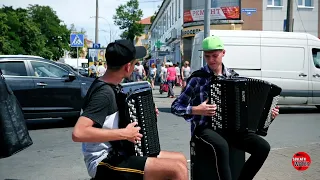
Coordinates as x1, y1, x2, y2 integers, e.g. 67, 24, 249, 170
105, 39, 147, 67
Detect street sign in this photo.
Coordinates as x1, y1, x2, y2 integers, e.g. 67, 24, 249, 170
70, 34, 84, 47
155, 40, 163, 49
93, 43, 101, 49
241, 8, 257, 16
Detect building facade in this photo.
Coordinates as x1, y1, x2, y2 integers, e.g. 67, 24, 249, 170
182, 0, 320, 63
135, 16, 152, 59
149, 0, 184, 65
242, 0, 319, 36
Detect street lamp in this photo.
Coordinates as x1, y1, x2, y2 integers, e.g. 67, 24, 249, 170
89, 16, 113, 45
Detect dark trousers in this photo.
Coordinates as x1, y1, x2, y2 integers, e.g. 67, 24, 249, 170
167, 80, 175, 97
193, 126, 270, 180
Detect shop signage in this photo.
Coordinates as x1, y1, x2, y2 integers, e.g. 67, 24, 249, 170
182, 26, 203, 38
183, 6, 240, 23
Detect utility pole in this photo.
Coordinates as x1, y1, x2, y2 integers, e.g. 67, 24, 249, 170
285, 0, 293, 32
203, 0, 211, 67
95, 0, 99, 43
204, 0, 211, 38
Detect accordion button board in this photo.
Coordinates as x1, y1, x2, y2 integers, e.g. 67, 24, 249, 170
118, 81, 161, 157
208, 77, 282, 136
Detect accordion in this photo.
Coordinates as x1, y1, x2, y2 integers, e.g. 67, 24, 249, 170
208, 76, 282, 135
116, 81, 161, 157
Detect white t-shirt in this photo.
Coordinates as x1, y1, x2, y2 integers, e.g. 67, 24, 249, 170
81, 80, 119, 178
175, 66, 180, 75
135, 65, 144, 76
97, 66, 106, 77
160, 67, 167, 80
149, 67, 157, 76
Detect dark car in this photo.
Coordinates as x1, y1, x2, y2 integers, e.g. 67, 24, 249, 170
0, 55, 94, 121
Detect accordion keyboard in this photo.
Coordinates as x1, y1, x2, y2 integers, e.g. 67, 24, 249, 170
127, 92, 160, 157
209, 83, 223, 130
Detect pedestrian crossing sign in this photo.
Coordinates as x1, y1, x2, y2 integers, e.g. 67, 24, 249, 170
70, 34, 84, 47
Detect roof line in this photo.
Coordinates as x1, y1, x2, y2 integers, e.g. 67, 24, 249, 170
149, 0, 167, 31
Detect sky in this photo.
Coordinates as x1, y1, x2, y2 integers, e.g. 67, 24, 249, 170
1, 0, 163, 47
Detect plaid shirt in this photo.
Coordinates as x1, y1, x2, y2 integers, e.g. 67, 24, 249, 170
171, 64, 239, 134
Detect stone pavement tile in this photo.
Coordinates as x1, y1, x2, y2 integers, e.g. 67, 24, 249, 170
253, 143, 320, 180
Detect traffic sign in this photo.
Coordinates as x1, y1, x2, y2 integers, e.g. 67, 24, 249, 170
241, 8, 257, 16
93, 43, 101, 49
70, 34, 84, 47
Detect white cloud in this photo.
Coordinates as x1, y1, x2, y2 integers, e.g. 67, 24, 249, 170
0, 0, 162, 46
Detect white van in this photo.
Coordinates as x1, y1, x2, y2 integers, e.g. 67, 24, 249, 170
190, 30, 320, 109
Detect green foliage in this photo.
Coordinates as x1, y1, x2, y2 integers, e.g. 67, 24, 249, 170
113, 0, 144, 41
0, 5, 75, 60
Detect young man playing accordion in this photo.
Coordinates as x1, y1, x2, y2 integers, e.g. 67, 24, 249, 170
72, 39, 188, 180
171, 36, 280, 180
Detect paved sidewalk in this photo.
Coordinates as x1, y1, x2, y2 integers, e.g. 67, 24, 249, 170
252, 143, 320, 180
184, 144, 320, 180
153, 85, 320, 180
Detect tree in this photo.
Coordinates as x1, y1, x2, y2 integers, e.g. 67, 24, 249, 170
0, 5, 71, 60
27, 5, 71, 60
113, 0, 144, 41
68, 24, 88, 58
0, 6, 46, 56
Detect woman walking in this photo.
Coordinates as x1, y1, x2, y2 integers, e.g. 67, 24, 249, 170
166, 62, 176, 98
181, 61, 191, 90
149, 63, 157, 89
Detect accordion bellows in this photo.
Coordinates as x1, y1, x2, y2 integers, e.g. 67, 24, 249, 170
116, 81, 161, 157
208, 77, 282, 136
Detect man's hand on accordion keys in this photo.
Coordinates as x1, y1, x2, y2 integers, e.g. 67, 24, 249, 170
271, 106, 280, 120
123, 122, 143, 144
191, 99, 217, 116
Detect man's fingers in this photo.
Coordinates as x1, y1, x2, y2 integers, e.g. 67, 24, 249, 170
203, 99, 209, 104
135, 126, 141, 131
130, 122, 138, 127
136, 133, 143, 138
207, 106, 217, 110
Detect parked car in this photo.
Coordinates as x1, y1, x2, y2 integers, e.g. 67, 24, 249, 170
0, 55, 94, 121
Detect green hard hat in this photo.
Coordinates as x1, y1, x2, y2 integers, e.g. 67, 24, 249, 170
199, 36, 224, 51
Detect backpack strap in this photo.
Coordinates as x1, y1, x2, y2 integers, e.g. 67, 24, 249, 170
82, 79, 109, 110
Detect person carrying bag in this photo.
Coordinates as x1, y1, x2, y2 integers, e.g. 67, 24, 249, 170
0, 68, 33, 159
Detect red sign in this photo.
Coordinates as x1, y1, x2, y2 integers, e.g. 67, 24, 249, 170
183, 6, 240, 23
292, 152, 311, 171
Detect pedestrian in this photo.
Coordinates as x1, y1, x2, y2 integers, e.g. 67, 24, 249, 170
171, 36, 280, 180
72, 39, 188, 180
181, 61, 190, 90
89, 61, 97, 78
166, 62, 176, 98
174, 63, 181, 86
149, 63, 157, 89
134, 61, 145, 81
97, 62, 106, 77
